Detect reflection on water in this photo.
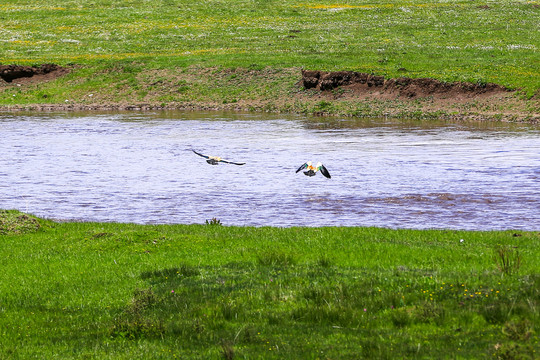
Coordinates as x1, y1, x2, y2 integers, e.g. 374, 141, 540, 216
1, 111, 539, 230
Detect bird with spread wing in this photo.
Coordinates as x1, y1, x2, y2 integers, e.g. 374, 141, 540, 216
296, 161, 331, 178
192, 149, 245, 165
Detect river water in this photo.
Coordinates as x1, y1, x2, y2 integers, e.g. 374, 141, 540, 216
1, 111, 539, 230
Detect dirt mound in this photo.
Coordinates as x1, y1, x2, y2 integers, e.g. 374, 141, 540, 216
0, 63, 69, 84
301, 70, 509, 99
0, 210, 42, 235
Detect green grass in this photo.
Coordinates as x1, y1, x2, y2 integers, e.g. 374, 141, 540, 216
1, 210, 538, 359
0, 0, 539, 109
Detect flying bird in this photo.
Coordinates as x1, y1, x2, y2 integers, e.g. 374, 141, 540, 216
296, 161, 331, 178
192, 149, 245, 165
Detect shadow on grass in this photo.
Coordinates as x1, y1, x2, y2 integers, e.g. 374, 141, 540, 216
101, 262, 540, 358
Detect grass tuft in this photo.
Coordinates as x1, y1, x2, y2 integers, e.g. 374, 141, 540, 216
494, 245, 522, 276
257, 250, 297, 266
110, 288, 165, 340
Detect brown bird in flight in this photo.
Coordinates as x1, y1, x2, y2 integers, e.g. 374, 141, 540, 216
192, 149, 245, 165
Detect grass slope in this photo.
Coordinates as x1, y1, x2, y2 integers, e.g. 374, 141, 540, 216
0, 0, 539, 120
1, 210, 538, 359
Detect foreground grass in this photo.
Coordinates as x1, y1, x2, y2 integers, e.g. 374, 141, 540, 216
0, 0, 539, 120
1, 210, 538, 359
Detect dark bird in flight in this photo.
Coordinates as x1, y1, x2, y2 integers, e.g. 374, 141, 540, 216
296, 161, 331, 178
192, 149, 245, 165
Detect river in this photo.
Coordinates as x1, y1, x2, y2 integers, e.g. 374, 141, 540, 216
1, 111, 538, 230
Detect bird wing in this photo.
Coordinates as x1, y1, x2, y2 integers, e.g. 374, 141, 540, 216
318, 164, 331, 179
220, 159, 246, 165
192, 149, 210, 159
296, 163, 308, 173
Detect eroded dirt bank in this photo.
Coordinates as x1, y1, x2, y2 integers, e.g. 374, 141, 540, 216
0, 64, 538, 123
0, 64, 69, 84
301, 70, 509, 100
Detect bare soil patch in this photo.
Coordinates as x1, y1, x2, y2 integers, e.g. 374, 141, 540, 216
0, 64, 69, 84
301, 70, 510, 100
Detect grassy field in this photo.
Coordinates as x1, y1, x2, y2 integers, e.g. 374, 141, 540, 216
0, 0, 539, 120
1, 210, 538, 359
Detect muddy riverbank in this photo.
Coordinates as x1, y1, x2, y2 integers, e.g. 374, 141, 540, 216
1, 65, 538, 123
